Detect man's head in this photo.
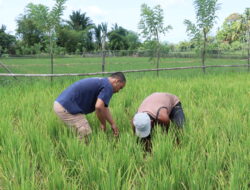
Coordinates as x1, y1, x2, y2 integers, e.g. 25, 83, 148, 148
133, 112, 151, 138
109, 72, 126, 93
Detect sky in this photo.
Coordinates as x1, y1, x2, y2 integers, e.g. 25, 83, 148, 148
0, 0, 249, 44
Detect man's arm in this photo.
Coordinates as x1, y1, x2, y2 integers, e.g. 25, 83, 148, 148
95, 98, 119, 136
157, 108, 170, 133
95, 98, 107, 130
157, 108, 170, 126
104, 107, 119, 136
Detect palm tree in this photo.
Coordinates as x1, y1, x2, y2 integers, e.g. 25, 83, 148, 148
101, 23, 108, 50
241, 8, 250, 71
94, 24, 102, 50
94, 23, 108, 51
67, 10, 93, 31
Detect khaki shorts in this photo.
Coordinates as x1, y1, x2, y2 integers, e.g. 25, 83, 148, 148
53, 101, 92, 138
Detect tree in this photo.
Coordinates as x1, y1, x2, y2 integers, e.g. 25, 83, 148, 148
16, 15, 45, 49
100, 23, 108, 72
126, 31, 141, 51
241, 8, 250, 71
107, 24, 129, 50
184, 0, 220, 73
94, 24, 102, 50
57, 27, 82, 53
100, 23, 108, 51
138, 4, 172, 75
67, 10, 93, 31
94, 23, 108, 51
63, 10, 94, 52
216, 13, 243, 44
0, 25, 16, 55
176, 41, 195, 52
23, 0, 67, 79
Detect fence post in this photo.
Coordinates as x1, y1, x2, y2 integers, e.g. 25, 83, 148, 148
102, 50, 106, 74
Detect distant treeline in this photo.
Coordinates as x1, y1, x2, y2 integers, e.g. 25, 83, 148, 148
0, 2, 249, 57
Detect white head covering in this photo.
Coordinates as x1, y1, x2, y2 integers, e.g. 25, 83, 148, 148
133, 112, 151, 138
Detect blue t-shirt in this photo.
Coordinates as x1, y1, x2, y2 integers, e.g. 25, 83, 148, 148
56, 77, 113, 114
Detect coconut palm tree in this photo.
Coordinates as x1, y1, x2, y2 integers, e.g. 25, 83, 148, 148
67, 10, 93, 31
94, 23, 108, 50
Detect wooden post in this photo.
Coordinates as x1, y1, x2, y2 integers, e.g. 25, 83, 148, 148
101, 32, 106, 75
102, 50, 106, 74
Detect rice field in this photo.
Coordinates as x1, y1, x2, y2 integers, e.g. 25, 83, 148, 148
0, 57, 249, 189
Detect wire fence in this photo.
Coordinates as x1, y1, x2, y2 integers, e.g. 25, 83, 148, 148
0, 64, 249, 78
1, 49, 249, 59
0, 49, 249, 82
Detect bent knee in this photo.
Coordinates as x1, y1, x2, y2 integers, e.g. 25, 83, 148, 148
78, 126, 92, 136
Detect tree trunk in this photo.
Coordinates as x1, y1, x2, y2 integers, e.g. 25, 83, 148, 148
156, 31, 160, 76
50, 33, 54, 83
202, 30, 207, 74
248, 26, 250, 72
101, 34, 106, 75
156, 46, 160, 76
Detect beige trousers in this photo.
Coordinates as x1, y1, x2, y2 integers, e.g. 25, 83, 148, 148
53, 101, 92, 139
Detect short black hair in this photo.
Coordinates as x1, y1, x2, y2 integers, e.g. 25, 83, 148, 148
110, 72, 126, 82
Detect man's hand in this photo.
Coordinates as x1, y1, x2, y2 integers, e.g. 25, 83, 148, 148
100, 124, 106, 132
111, 124, 119, 137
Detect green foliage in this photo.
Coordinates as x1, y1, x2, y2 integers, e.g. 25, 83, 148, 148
1, 1, 248, 56
16, 15, 46, 50
16, 0, 67, 55
107, 24, 129, 50
215, 8, 249, 53
57, 28, 94, 53
94, 24, 102, 50
138, 4, 172, 68
217, 13, 243, 44
241, 8, 250, 40
0, 25, 16, 55
184, 0, 220, 46
126, 31, 141, 50
138, 4, 172, 41
25, 3, 50, 33
176, 41, 195, 52
66, 10, 93, 31
194, 0, 220, 32
93, 22, 109, 51
184, 0, 220, 71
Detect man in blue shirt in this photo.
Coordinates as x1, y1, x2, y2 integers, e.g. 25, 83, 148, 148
54, 72, 126, 142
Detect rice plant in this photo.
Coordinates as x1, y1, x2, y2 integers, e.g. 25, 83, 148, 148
0, 71, 249, 189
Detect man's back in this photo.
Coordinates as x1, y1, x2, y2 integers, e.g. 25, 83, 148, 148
138, 92, 180, 118
56, 77, 113, 114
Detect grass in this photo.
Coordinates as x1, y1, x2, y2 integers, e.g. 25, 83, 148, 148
0, 70, 249, 189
